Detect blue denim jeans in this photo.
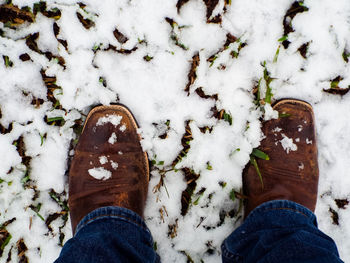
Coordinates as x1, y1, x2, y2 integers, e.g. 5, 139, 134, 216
222, 200, 342, 263
55, 201, 342, 263
55, 206, 160, 263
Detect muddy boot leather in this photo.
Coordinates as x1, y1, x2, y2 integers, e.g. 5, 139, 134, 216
243, 99, 319, 217
69, 105, 149, 234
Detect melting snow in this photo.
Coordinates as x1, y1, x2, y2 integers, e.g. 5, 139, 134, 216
111, 161, 119, 170
99, 156, 108, 165
280, 134, 298, 154
119, 124, 126, 132
298, 162, 305, 171
97, 115, 122, 127
88, 167, 112, 181
108, 132, 117, 144
306, 138, 313, 144
263, 104, 279, 121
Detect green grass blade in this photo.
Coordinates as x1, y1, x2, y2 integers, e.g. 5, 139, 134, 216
252, 148, 270, 160
0, 234, 11, 250
47, 116, 64, 122
273, 45, 280, 63
279, 112, 291, 118
229, 189, 236, 202
250, 156, 264, 189
278, 35, 288, 42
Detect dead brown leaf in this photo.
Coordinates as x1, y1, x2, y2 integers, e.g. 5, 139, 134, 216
40, 69, 63, 111
207, 14, 222, 24
298, 42, 309, 59
195, 87, 218, 100
181, 168, 199, 216
207, 33, 240, 64
19, 53, 31, 62
323, 76, 350, 96
25, 33, 41, 53
105, 44, 138, 54
176, 0, 190, 13
185, 52, 200, 95
16, 239, 28, 263
282, 1, 309, 48
335, 199, 349, 209
202, 0, 220, 20
0, 4, 34, 25
113, 28, 128, 44
329, 207, 339, 225
323, 87, 350, 96
76, 12, 95, 29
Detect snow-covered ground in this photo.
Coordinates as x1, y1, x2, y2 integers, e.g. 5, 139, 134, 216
0, 0, 350, 262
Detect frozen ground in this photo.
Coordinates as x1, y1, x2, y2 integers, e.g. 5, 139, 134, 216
0, 0, 350, 262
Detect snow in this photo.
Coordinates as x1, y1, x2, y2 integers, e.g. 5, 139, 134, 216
119, 124, 126, 132
306, 138, 313, 144
110, 161, 119, 170
0, 136, 21, 175
88, 167, 112, 181
108, 132, 117, 144
0, 0, 350, 262
280, 134, 298, 154
96, 115, 122, 127
263, 103, 279, 121
298, 162, 305, 171
272, 127, 282, 133
99, 156, 108, 165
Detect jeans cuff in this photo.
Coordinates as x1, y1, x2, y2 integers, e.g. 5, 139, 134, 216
247, 200, 316, 222
75, 206, 150, 236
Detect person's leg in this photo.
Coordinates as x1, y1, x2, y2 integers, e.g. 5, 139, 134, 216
55, 206, 159, 263
222, 100, 343, 262
55, 105, 159, 262
222, 200, 341, 263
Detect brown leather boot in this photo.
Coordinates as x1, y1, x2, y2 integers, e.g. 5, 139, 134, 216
69, 105, 149, 234
243, 99, 319, 217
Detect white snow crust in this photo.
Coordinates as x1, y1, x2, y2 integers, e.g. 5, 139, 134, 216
96, 114, 122, 127
108, 132, 117, 144
99, 156, 108, 165
88, 167, 112, 181
119, 124, 126, 132
110, 161, 119, 170
280, 134, 298, 154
